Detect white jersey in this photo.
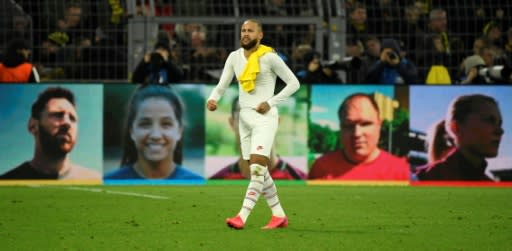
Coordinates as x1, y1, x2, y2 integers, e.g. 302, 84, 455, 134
208, 48, 300, 109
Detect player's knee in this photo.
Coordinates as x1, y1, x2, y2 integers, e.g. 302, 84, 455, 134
250, 163, 267, 177
250, 154, 269, 166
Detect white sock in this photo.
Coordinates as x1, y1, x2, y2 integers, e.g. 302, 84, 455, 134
262, 170, 286, 217
238, 164, 266, 222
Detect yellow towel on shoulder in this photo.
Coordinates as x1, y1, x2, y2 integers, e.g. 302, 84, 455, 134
239, 45, 274, 92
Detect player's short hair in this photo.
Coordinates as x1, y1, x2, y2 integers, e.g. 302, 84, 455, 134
243, 19, 263, 32
31, 87, 75, 119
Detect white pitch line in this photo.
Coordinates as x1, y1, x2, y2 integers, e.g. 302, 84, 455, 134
103, 189, 169, 200
50, 186, 168, 200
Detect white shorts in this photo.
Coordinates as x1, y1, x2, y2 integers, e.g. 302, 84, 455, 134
238, 107, 278, 160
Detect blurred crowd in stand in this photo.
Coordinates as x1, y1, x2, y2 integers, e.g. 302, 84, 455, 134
0, 0, 511, 84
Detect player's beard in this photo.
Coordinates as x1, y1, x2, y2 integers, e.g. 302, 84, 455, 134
38, 124, 74, 158
240, 37, 258, 50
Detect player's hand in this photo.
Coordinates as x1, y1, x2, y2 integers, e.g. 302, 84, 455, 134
206, 99, 217, 111
256, 102, 270, 114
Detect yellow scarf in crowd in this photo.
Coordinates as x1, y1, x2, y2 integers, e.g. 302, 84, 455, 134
239, 44, 274, 92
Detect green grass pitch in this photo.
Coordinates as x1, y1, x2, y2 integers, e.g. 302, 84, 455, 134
1, 184, 511, 250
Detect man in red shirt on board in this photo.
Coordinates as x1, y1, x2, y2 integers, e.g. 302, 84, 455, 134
309, 93, 410, 181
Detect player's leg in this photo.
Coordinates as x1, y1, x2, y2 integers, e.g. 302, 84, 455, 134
234, 154, 266, 224
226, 109, 263, 229
252, 148, 288, 229
250, 109, 288, 229
249, 153, 286, 218
261, 169, 288, 229
262, 169, 286, 217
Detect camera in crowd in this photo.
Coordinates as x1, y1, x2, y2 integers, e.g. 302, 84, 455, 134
387, 51, 398, 61
478, 65, 512, 84
463, 55, 511, 84
149, 51, 166, 72
323, 56, 363, 71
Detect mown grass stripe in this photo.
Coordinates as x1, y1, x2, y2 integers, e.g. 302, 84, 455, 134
103, 179, 206, 185
0, 180, 102, 186
207, 180, 306, 186
307, 180, 410, 186
411, 181, 512, 187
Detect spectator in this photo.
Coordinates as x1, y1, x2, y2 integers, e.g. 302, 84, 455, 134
482, 20, 504, 48
345, 38, 369, 83
0, 38, 39, 83
399, 5, 425, 61
290, 43, 313, 74
364, 36, 381, 66
264, 0, 314, 56
33, 31, 70, 80
0, 1, 31, 44
132, 40, 184, 84
54, 1, 91, 47
76, 31, 127, 80
74, 1, 128, 80
53, 1, 92, 77
367, 0, 401, 37
459, 55, 487, 84
296, 50, 343, 83
417, 8, 464, 81
472, 36, 490, 56
365, 38, 418, 84
479, 45, 498, 68
346, 2, 374, 46
174, 23, 226, 81
505, 28, 512, 66
189, 28, 227, 81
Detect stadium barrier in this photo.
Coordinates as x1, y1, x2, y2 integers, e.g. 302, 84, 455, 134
0, 83, 511, 185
